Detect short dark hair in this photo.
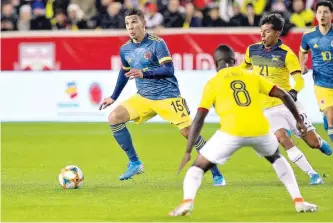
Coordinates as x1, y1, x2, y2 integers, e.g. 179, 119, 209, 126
259, 13, 285, 32
316, 0, 333, 12
124, 8, 145, 20
214, 44, 235, 65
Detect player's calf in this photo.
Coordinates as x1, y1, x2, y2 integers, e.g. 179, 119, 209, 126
302, 130, 332, 156
324, 106, 333, 143
108, 105, 143, 180
275, 129, 320, 181
265, 150, 318, 212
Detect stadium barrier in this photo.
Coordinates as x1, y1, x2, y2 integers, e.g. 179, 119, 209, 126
1, 28, 312, 71
0, 70, 322, 123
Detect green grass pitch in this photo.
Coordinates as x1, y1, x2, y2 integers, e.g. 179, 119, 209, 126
1, 123, 333, 222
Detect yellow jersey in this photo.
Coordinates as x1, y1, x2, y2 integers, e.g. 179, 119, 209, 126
240, 40, 301, 109
199, 66, 276, 137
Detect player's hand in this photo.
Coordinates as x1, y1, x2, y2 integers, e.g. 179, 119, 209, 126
296, 121, 307, 137
177, 152, 191, 175
301, 66, 308, 75
99, 97, 114, 110
288, 89, 298, 102
125, 68, 143, 80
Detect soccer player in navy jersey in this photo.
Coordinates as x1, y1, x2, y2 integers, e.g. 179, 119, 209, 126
299, 0, 333, 144
99, 8, 225, 185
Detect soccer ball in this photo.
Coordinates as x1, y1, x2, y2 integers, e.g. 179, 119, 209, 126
58, 165, 84, 189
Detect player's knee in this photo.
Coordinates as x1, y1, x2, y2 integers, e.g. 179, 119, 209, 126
264, 149, 281, 164
193, 155, 214, 173
276, 135, 292, 147
108, 111, 124, 125
325, 107, 333, 126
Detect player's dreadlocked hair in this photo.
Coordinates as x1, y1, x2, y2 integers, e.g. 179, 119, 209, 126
259, 13, 285, 32
124, 8, 145, 20
316, 0, 333, 12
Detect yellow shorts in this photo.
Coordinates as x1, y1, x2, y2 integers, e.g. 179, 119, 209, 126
121, 94, 192, 129
314, 85, 333, 111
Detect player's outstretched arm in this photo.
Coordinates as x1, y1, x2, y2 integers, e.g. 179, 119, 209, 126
186, 108, 208, 153
111, 69, 129, 100
289, 73, 304, 101
99, 69, 129, 110
299, 50, 309, 74
269, 86, 307, 135
299, 33, 310, 74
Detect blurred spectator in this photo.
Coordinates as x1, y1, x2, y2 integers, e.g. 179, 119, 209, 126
264, 0, 293, 12
123, 0, 142, 10
241, 3, 262, 26
99, 2, 124, 29
183, 2, 202, 28
71, 0, 96, 21
229, 2, 247, 26
17, 4, 31, 30
53, 9, 68, 29
1, 1, 17, 31
96, 0, 112, 15
202, 6, 228, 27
2, 0, 329, 31
306, 0, 315, 9
52, 0, 70, 15
219, 0, 243, 22
289, 0, 314, 27
193, 0, 212, 10
67, 3, 88, 30
144, 2, 163, 29
30, 0, 52, 30
162, 0, 185, 27
268, 0, 291, 23
241, 0, 267, 15
11, 0, 21, 14
156, 0, 169, 13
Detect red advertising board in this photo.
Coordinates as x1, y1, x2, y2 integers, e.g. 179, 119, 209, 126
1, 29, 309, 71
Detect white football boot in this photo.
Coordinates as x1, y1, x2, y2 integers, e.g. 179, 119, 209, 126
294, 198, 318, 213
169, 199, 194, 216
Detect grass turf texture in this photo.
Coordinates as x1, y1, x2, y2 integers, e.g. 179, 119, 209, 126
1, 123, 333, 222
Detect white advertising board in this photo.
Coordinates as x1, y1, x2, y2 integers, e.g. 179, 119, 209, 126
0, 70, 323, 123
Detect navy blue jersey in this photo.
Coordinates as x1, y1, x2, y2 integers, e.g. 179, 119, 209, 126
120, 33, 180, 100
300, 26, 333, 89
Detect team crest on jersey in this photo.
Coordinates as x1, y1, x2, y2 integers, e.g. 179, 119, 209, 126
144, 51, 152, 60
272, 55, 281, 62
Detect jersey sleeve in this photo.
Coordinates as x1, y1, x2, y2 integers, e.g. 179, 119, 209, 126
239, 46, 252, 69
258, 75, 276, 96
300, 33, 310, 53
120, 47, 130, 71
156, 40, 173, 65
285, 49, 302, 75
199, 80, 216, 110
